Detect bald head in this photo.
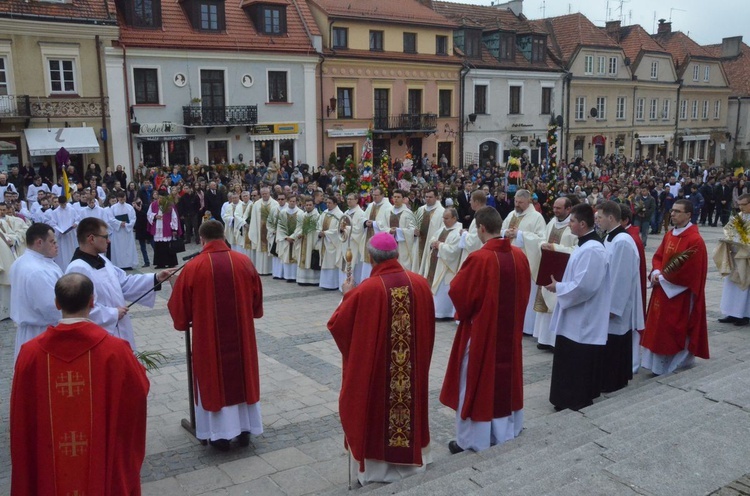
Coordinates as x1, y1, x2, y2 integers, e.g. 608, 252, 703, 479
55, 273, 94, 316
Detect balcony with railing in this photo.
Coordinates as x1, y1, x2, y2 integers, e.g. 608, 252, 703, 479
182, 105, 258, 130
0, 95, 109, 120
373, 113, 438, 133
0, 95, 31, 118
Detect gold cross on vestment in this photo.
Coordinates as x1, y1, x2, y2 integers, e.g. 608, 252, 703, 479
59, 431, 88, 457
66, 490, 86, 496
56, 371, 85, 398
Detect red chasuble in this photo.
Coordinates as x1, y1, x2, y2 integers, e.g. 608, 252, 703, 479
11, 321, 149, 496
642, 224, 709, 359
626, 225, 647, 327
327, 259, 435, 471
440, 237, 530, 421
169, 240, 264, 411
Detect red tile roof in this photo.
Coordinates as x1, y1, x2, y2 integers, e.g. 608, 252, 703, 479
323, 47, 463, 66
704, 41, 750, 97
119, 0, 320, 53
532, 13, 620, 64
0, 0, 116, 23
611, 24, 667, 62
309, 0, 456, 28
652, 31, 712, 67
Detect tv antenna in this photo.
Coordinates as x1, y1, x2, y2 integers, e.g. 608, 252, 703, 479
669, 7, 686, 22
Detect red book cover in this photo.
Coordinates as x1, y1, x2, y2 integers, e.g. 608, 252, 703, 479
535, 249, 570, 286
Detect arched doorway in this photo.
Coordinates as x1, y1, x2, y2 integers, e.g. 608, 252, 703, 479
479, 140, 498, 167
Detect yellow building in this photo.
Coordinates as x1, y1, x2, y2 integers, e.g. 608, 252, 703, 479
307, 0, 462, 167
0, 2, 117, 180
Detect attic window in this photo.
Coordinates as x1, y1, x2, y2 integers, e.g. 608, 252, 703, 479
498, 32, 514, 61
531, 36, 545, 63
464, 30, 481, 59
181, 0, 226, 32
116, 0, 162, 28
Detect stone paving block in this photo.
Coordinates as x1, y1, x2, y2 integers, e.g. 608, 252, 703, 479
142, 476, 186, 496
297, 437, 347, 462
311, 456, 351, 485
175, 466, 234, 495
259, 446, 316, 471
270, 465, 333, 496
218, 455, 276, 484
223, 475, 288, 496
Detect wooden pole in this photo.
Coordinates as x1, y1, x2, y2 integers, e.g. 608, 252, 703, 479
180, 327, 205, 444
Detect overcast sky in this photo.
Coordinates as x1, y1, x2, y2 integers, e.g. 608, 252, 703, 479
464, 0, 748, 46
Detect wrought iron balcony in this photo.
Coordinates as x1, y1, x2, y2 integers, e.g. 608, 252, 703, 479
30, 96, 109, 118
373, 113, 438, 133
0, 95, 31, 118
182, 105, 258, 128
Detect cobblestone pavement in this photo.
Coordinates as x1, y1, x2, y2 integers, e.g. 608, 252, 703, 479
0, 224, 735, 495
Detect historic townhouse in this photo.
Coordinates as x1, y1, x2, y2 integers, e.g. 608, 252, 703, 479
433, 0, 564, 167
534, 13, 633, 164
307, 0, 462, 167
704, 36, 750, 165
111, 0, 321, 176
653, 21, 730, 165
606, 21, 680, 162
0, 1, 117, 178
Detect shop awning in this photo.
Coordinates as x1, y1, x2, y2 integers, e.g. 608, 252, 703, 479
135, 134, 195, 142
639, 136, 667, 145
681, 134, 710, 142
247, 134, 299, 141
24, 127, 99, 156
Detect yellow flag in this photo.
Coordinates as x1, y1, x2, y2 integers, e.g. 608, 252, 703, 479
62, 168, 71, 202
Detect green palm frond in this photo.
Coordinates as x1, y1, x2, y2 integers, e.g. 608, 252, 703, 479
663, 248, 696, 275
136, 350, 167, 371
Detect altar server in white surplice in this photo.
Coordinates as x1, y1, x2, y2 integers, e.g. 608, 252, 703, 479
413, 189, 445, 274
338, 193, 367, 288
108, 192, 139, 269
360, 187, 392, 279
48, 196, 80, 271
423, 207, 462, 319
501, 189, 547, 335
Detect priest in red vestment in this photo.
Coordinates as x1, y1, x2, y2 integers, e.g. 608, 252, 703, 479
328, 232, 435, 486
168, 220, 264, 451
641, 199, 709, 375
11, 273, 149, 496
440, 206, 530, 453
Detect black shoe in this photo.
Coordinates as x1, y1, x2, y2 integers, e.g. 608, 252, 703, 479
143, 263, 150, 267
719, 316, 739, 323
237, 432, 250, 447
734, 318, 750, 327
209, 439, 231, 451
537, 343, 554, 351
448, 440, 464, 454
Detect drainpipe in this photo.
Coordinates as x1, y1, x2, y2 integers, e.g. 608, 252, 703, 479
674, 81, 682, 161
563, 71, 571, 163
631, 84, 637, 159
121, 42, 135, 180
95, 35, 110, 169
733, 97, 742, 163
319, 54, 325, 168
458, 62, 469, 168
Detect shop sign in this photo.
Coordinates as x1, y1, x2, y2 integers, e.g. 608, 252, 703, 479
252, 123, 299, 135
327, 128, 369, 138
138, 122, 175, 134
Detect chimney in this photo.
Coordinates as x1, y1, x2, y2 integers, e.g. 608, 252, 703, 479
490, 0, 523, 16
606, 20, 621, 41
721, 36, 743, 58
416, 0, 434, 9
657, 19, 671, 34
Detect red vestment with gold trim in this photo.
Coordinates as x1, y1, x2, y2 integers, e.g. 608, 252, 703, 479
327, 258, 435, 471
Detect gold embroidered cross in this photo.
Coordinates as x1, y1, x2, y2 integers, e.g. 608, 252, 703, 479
59, 431, 88, 457
56, 371, 85, 398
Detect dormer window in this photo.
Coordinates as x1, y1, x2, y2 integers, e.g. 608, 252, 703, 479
498, 32, 515, 61
531, 36, 545, 63
464, 30, 481, 59
116, 0, 162, 28
181, 0, 226, 32
244, 1, 288, 35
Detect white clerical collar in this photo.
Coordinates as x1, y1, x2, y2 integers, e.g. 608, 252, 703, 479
392, 205, 406, 214
375, 199, 385, 207
327, 208, 340, 216
554, 215, 571, 229
346, 207, 359, 215
672, 222, 692, 235
287, 206, 299, 213
425, 204, 438, 211
59, 317, 94, 324
623, 223, 632, 230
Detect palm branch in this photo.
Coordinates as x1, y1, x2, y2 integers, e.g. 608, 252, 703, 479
301, 214, 318, 236
663, 248, 696, 275
136, 350, 167, 371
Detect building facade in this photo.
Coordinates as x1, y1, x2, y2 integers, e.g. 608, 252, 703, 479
308, 0, 462, 167
0, 2, 117, 178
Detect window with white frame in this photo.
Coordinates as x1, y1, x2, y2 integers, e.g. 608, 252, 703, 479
608, 57, 618, 75
575, 96, 585, 120
133, 68, 159, 104
268, 71, 287, 102
691, 100, 698, 119
704, 66, 710, 82
714, 100, 721, 119
584, 55, 593, 74
49, 59, 76, 93
693, 64, 699, 81
616, 96, 626, 119
635, 98, 644, 120
474, 84, 487, 114
509, 85, 522, 114
702, 100, 709, 119
650, 61, 658, 79
597, 56, 606, 75
662, 99, 670, 120
680, 100, 688, 119
0, 58, 7, 96
649, 98, 658, 120
596, 97, 606, 119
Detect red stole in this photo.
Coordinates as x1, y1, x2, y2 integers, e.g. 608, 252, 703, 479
48, 350, 93, 496
379, 270, 419, 464
209, 250, 247, 405
491, 247, 518, 416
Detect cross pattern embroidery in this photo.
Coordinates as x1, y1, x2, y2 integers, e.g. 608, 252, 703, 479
59, 431, 88, 457
66, 491, 85, 496
56, 371, 85, 398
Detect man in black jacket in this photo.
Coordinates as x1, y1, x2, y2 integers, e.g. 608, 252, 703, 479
713, 176, 733, 227
178, 185, 201, 243
699, 177, 716, 226
456, 180, 474, 228
204, 181, 226, 223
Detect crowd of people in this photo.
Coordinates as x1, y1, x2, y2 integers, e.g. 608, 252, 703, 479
6, 150, 749, 493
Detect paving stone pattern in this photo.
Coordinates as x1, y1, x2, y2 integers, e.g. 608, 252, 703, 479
0, 225, 747, 495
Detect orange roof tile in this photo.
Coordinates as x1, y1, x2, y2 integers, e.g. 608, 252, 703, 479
652, 31, 712, 67
611, 24, 667, 62
533, 13, 620, 64
308, 0, 456, 28
704, 41, 750, 97
432, 1, 542, 34
0, 0, 116, 23
119, 0, 319, 53
323, 47, 463, 66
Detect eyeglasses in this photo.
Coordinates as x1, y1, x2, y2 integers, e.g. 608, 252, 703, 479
91, 233, 109, 240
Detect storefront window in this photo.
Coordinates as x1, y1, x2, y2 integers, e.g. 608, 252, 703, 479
0, 137, 21, 172
169, 140, 190, 166
279, 139, 294, 166
142, 141, 163, 168
254, 140, 273, 166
